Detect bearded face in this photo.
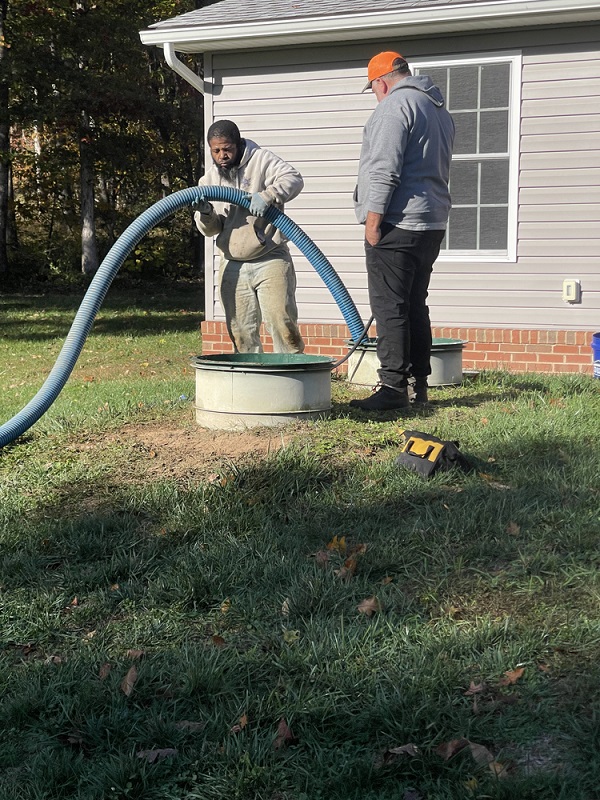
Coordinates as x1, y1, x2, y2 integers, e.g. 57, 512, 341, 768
209, 136, 244, 178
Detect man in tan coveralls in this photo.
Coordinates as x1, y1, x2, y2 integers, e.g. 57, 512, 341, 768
194, 119, 305, 354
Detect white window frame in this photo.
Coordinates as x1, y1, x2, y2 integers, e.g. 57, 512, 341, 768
414, 51, 521, 263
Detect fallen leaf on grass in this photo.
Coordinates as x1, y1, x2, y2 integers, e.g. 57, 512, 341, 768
468, 741, 495, 766
63, 597, 78, 611
136, 748, 177, 763
334, 556, 359, 580
99, 663, 111, 681
479, 473, 512, 490
314, 550, 330, 567
374, 743, 420, 769
387, 743, 420, 758
444, 605, 461, 618
333, 543, 368, 580
464, 681, 485, 696
273, 718, 298, 749
489, 759, 510, 778
549, 398, 566, 408
357, 596, 381, 616
281, 598, 290, 617
436, 738, 470, 760
230, 713, 248, 734
499, 666, 525, 685
469, 742, 507, 778
381, 576, 393, 585
120, 665, 138, 697
282, 629, 300, 644
208, 473, 234, 487
326, 535, 346, 554
436, 738, 509, 780
220, 599, 231, 614
506, 521, 521, 536
211, 635, 226, 647
175, 720, 206, 732
126, 649, 144, 659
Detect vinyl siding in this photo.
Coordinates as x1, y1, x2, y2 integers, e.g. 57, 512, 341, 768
518, 40, 600, 325
203, 25, 600, 330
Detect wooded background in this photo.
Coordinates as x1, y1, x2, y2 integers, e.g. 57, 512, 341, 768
0, 0, 204, 288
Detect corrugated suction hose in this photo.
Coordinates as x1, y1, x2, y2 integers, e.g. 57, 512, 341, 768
0, 186, 365, 447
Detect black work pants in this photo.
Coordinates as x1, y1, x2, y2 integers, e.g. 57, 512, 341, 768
365, 225, 445, 389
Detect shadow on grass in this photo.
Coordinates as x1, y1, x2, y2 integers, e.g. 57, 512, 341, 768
0, 286, 203, 342
0, 312, 203, 342
334, 372, 598, 420
1, 420, 600, 798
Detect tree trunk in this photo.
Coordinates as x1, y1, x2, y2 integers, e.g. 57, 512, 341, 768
0, 0, 9, 277
7, 160, 18, 248
80, 110, 98, 275
98, 173, 116, 247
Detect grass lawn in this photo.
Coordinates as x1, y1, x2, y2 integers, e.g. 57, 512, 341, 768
1, 285, 600, 800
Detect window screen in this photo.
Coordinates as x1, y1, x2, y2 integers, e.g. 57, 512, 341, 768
417, 61, 512, 254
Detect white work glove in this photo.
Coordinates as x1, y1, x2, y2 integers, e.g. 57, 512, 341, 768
249, 193, 271, 217
192, 197, 213, 215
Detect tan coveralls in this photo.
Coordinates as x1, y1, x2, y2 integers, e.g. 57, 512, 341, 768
195, 139, 305, 354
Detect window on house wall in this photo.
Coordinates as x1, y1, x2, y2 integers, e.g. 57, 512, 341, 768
415, 54, 520, 260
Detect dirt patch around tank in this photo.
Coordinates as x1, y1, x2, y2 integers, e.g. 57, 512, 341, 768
103, 420, 291, 482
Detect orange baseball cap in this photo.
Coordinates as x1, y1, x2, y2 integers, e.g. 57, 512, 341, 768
363, 51, 407, 92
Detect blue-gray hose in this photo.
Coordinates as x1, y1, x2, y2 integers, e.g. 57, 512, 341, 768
0, 186, 365, 448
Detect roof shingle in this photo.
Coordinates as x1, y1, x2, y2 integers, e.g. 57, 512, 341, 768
148, 0, 497, 30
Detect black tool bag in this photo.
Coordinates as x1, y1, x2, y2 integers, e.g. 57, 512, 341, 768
395, 429, 471, 478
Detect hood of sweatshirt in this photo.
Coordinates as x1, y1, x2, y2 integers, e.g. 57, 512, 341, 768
390, 74, 446, 108
238, 138, 259, 168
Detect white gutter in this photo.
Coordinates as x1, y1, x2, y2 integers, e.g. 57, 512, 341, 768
163, 42, 204, 94
140, 0, 600, 53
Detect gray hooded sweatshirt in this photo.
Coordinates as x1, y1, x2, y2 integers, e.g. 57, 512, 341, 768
354, 75, 455, 231
195, 139, 303, 262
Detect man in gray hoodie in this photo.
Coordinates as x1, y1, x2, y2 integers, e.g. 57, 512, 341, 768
350, 52, 455, 410
194, 120, 305, 354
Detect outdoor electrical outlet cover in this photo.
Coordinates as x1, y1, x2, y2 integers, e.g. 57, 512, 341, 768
562, 279, 581, 303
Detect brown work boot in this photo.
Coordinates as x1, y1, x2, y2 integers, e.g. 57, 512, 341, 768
349, 384, 410, 411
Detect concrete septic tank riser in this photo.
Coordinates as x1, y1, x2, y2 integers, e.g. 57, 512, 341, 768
193, 353, 334, 431
347, 338, 466, 387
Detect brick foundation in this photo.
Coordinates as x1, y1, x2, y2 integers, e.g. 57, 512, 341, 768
200, 321, 595, 375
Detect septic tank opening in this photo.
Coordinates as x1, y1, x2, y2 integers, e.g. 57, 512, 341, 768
346, 337, 467, 387
192, 353, 334, 431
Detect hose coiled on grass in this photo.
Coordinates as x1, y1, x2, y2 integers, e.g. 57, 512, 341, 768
0, 186, 365, 448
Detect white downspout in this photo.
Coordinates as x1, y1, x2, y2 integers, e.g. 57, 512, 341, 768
163, 42, 205, 94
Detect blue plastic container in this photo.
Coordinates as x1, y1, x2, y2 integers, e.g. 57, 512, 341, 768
593, 332, 600, 378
